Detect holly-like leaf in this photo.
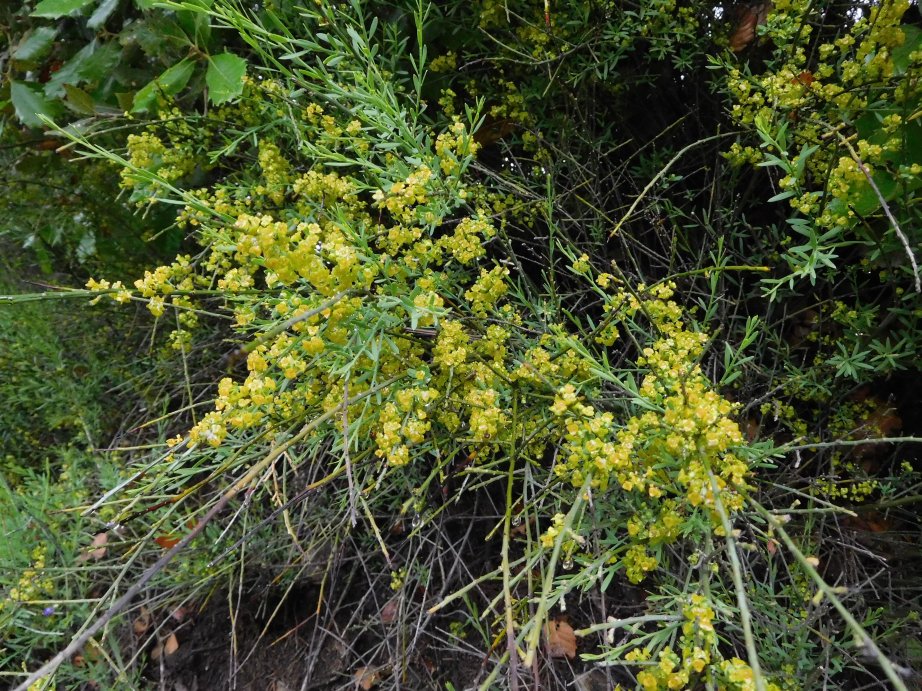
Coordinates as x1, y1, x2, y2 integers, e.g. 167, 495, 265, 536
63, 84, 97, 114
131, 58, 197, 113
13, 27, 59, 63
10, 81, 62, 128
205, 52, 247, 105
45, 41, 121, 98
31, 0, 95, 18
87, 0, 120, 29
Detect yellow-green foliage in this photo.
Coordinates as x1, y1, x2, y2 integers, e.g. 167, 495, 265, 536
81, 18, 759, 682
722, 0, 922, 239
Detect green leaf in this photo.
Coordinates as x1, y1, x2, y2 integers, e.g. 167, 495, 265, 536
63, 84, 97, 114
31, 0, 95, 18
44, 41, 121, 98
892, 26, 922, 76
13, 27, 59, 62
177, 3, 214, 46
205, 52, 246, 105
87, 0, 120, 29
131, 58, 196, 113
10, 81, 61, 128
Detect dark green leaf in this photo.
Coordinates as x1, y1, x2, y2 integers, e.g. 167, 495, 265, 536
131, 58, 196, 113
10, 81, 62, 128
115, 91, 135, 111
63, 84, 97, 114
87, 0, 120, 29
13, 27, 59, 62
31, 0, 95, 18
892, 26, 922, 76
177, 3, 214, 46
43, 41, 121, 97
205, 52, 246, 105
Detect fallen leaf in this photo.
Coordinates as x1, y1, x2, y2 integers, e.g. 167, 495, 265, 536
545, 619, 577, 659
729, 10, 758, 52
472, 115, 517, 146
729, 1, 773, 53
354, 666, 382, 690
380, 597, 399, 624
151, 633, 180, 660
164, 633, 179, 656
745, 416, 761, 442
155, 534, 180, 550
843, 512, 893, 533
77, 532, 108, 563
133, 607, 151, 635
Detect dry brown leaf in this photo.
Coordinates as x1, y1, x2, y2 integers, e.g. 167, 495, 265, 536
354, 666, 382, 690
133, 607, 151, 635
77, 532, 108, 563
155, 534, 180, 550
164, 633, 180, 656
545, 619, 577, 659
380, 597, 399, 624
151, 633, 180, 660
729, 11, 758, 52
729, 1, 773, 53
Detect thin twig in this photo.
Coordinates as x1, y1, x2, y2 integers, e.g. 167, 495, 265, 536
15, 378, 399, 691
342, 379, 358, 526
707, 469, 765, 691
609, 133, 734, 237
749, 497, 912, 691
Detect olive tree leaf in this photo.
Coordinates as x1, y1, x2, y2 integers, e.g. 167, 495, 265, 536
131, 58, 197, 113
31, 0, 95, 18
205, 52, 246, 105
10, 81, 62, 128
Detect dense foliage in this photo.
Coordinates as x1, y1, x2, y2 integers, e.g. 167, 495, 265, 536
2, 0, 922, 689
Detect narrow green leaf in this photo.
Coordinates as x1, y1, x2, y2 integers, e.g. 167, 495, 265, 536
10, 81, 61, 128
87, 0, 120, 29
205, 52, 247, 105
131, 58, 197, 113
31, 0, 94, 18
13, 27, 59, 62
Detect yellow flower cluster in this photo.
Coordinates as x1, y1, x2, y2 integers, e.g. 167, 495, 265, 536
547, 282, 749, 580
539, 512, 586, 561
722, 0, 920, 238
626, 595, 780, 690
464, 266, 509, 316
374, 387, 439, 466
3, 545, 53, 604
